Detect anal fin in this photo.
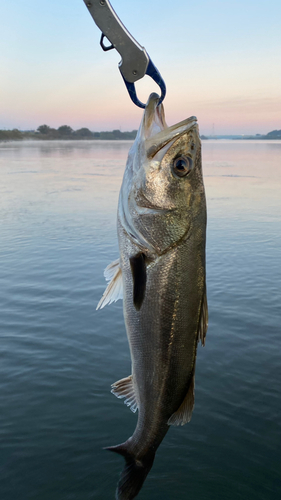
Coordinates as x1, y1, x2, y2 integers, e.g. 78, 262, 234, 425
168, 373, 195, 426
111, 375, 139, 413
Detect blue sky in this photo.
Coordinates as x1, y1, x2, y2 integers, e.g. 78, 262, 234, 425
1, 0, 281, 134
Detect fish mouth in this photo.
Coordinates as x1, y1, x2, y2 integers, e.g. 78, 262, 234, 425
140, 93, 198, 159
145, 116, 198, 159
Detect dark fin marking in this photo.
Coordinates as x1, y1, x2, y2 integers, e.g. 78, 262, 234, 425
105, 442, 155, 500
198, 285, 208, 346
111, 375, 138, 413
168, 373, 195, 426
129, 253, 147, 311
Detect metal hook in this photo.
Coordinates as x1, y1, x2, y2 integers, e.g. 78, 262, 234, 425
122, 59, 166, 109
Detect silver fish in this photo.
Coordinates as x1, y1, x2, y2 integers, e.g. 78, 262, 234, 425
97, 93, 208, 499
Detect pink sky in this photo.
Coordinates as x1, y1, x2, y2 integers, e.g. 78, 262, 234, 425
1, 0, 281, 135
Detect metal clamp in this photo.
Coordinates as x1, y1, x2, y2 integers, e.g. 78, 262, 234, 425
121, 58, 166, 109
83, 0, 166, 108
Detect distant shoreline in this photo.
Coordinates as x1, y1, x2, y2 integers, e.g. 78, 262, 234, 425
0, 126, 138, 142
1, 137, 281, 143
200, 134, 281, 140
1, 126, 281, 142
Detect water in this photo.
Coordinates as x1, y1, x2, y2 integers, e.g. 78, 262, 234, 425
0, 139, 280, 500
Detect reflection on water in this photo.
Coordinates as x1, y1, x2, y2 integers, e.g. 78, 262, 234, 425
0, 140, 280, 500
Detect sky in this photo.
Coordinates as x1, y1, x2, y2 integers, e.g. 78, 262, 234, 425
1, 0, 281, 135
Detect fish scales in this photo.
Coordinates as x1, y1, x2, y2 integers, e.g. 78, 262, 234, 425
97, 93, 208, 499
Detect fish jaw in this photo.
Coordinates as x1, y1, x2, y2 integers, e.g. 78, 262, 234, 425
118, 93, 204, 255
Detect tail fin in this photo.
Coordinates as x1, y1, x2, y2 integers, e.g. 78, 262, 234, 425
106, 442, 155, 500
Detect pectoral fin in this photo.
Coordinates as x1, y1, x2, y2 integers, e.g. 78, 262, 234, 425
168, 373, 195, 426
130, 253, 147, 311
111, 375, 139, 413
198, 286, 208, 346
96, 259, 123, 310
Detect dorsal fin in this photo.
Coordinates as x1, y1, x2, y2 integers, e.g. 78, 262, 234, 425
129, 253, 147, 311
96, 259, 123, 310
111, 375, 138, 413
168, 373, 195, 426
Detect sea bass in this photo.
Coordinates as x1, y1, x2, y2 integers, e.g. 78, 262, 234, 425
97, 93, 208, 499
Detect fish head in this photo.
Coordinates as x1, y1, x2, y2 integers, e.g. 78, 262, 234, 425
119, 93, 206, 255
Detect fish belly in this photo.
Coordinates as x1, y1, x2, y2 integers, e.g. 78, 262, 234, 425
118, 221, 205, 453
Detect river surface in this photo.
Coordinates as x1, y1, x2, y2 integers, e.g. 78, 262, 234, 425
0, 139, 280, 500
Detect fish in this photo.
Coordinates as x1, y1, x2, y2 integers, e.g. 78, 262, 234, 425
97, 92, 208, 499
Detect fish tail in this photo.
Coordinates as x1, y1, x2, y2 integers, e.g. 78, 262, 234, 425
106, 442, 155, 500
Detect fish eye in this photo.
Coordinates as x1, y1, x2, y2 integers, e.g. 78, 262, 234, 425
172, 156, 192, 178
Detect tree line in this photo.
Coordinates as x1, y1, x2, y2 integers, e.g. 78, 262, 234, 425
0, 125, 137, 141
1, 125, 280, 142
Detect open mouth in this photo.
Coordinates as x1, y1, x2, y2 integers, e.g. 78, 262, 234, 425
145, 118, 198, 159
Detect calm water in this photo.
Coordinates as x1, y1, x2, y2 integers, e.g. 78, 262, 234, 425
0, 139, 280, 500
